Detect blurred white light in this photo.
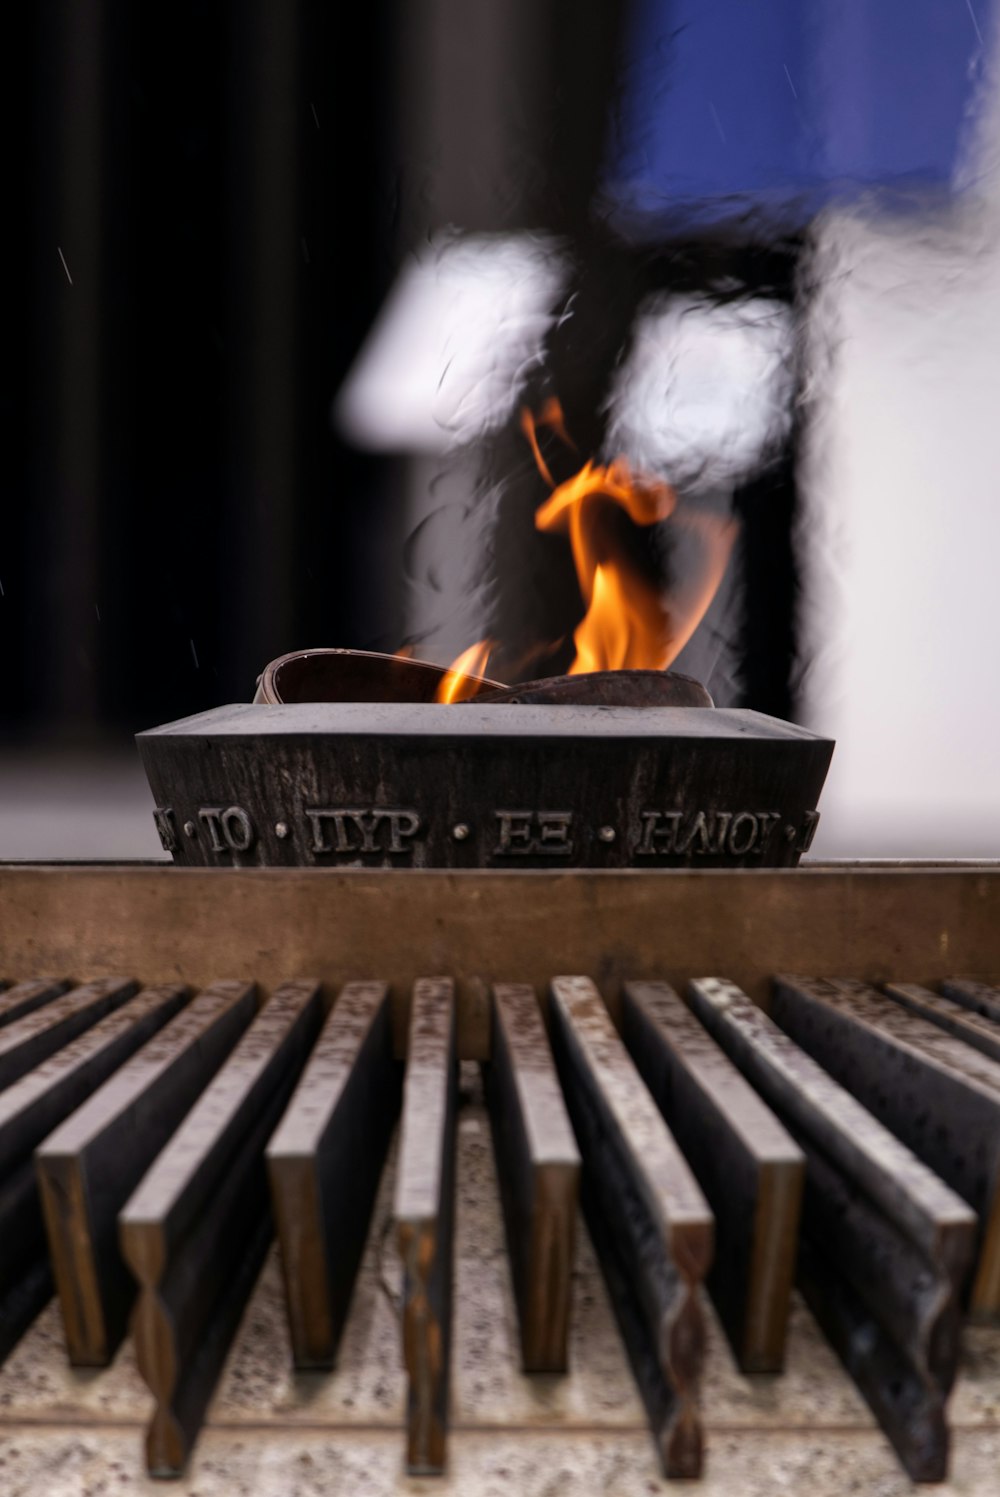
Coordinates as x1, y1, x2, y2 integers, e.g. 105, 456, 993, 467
605, 293, 795, 489
335, 232, 568, 453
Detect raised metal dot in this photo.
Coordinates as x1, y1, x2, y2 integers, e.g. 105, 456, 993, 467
785, 824, 797, 842
598, 825, 616, 843
274, 821, 290, 839
183, 821, 197, 838
452, 823, 471, 841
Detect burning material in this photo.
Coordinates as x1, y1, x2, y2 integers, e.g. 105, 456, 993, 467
440, 403, 737, 697
519, 397, 575, 487
435, 640, 496, 704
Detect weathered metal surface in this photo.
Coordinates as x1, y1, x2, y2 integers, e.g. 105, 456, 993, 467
138, 702, 832, 870
548, 975, 713, 1478
0, 977, 71, 1029
689, 976, 977, 1482
35, 980, 256, 1366
0, 867, 997, 1059
484, 983, 579, 1372
0, 983, 189, 1364
0, 976, 139, 1090
394, 978, 458, 1475
795, 1229, 959, 1480
119, 979, 323, 1476
621, 979, 804, 1371
267, 981, 401, 1369
940, 977, 1000, 1024
884, 981, 1000, 1064
772, 975, 1000, 1315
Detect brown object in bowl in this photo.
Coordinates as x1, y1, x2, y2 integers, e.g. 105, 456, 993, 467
254, 648, 712, 710
471, 669, 714, 709
253, 647, 504, 705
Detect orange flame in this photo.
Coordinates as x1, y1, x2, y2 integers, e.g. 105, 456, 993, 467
435, 639, 495, 703
519, 397, 575, 487
528, 406, 735, 674
437, 402, 736, 693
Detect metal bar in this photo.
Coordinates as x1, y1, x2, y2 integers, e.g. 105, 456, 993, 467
0, 866, 998, 1053
621, 979, 803, 1371
940, 977, 1000, 1024
0, 977, 71, 1028
0, 982, 189, 1364
548, 975, 713, 1478
689, 977, 976, 1482
0, 976, 138, 1090
796, 1234, 952, 1481
267, 981, 401, 1369
772, 974, 1000, 1315
35, 980, 256, 1366
395, 978, 457, 1476
119, 979, 323, 1477
484, 983, 579, 1372
885, 981, 1000, 1064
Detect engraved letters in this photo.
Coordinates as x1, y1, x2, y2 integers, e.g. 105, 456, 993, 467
183, 797, 794, 865
197, 806, 256, 853
306, 808, 421, 857
153, 808, 178, 853
637, 809, 781, 858
493, 810, 573, 857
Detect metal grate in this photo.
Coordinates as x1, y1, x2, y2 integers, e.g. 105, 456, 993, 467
1, 863, 1000, 1489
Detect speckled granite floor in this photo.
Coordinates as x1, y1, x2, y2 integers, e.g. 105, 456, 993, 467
2, 1087, 1000, 1495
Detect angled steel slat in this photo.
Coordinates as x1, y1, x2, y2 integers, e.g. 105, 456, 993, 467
548, 976, 713, 1478
940, 978, 1000, 1025
884, 981, 1000, 1065
0, 977, 139, 1090
485, 983, 579, 1373
773, 974, 1000, 1314
36, 979, 256, 1365
0, 983, 189, 1364
267, 980, 401, 1369
395, 978, 457, 1476
621, 979, 804, 1371
689, 976, 976, 1483
119, 979, 323, 1477
0, 978, 71, 1029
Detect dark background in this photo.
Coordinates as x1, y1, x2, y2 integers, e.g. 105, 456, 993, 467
0, 0, 798, 742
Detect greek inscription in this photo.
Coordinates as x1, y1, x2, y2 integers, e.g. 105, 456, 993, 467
198, 805, 256, 854
753, 811, 783, 851
493, 810, 573, 858
636, 809, 782, 858
638, 811, 682, 856
306, 807, 422, 857
153, 808, 178, 853
222, 806, 255, 851
797, 810, 820, 854
728, 812, 758, 856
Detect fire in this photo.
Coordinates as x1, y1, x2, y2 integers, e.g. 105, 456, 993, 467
519, 397, 575, 487
529, 408, 736, 674
437, 401, 736, 691
436, 639, 495, 703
